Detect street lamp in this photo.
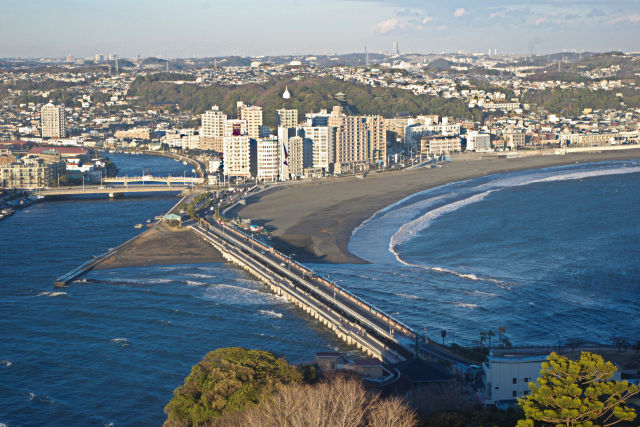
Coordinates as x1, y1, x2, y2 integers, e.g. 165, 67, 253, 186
288, 253, 295, 271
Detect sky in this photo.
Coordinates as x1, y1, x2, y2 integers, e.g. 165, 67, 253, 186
0, 0, 639, 58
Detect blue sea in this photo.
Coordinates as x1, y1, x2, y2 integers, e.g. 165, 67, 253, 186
1, 155, 639, 426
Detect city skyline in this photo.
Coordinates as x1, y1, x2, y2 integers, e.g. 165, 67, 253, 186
1, 0, 639, 59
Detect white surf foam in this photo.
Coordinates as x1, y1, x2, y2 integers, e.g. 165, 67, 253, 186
37, 291, 67, 297
390, 190, 495, 250
453, 302, 478, 309
395, 293, 422, 300
184, 280, 208, 286
258, 309, 283, 319
110, 338, 129, 347
388, 164, 640, 284
182, 273, 216, 279
0, 359, 11, 367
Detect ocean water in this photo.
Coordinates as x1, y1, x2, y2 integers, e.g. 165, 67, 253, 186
2, 155, 639, 425
310, 159, 640, 347
0, 154, 350, 426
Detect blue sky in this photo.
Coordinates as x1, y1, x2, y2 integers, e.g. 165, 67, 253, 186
0, 0, 638, 58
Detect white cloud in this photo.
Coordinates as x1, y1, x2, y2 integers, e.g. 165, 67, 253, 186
535, 17, 547, 25
422, 16, 433, 24
437, 25, 447, 31
454, 8, 467, 18
609, 14, 640, 24
371, 17, 401, 34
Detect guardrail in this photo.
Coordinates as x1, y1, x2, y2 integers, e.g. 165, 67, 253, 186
205, 219, 417, 340
191, 224, 406, 362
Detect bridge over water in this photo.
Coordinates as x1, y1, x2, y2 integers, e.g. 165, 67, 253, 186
103, 175, 203, 185
35, 184, 191, 197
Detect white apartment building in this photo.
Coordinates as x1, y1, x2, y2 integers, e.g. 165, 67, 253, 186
164, 129, 200, 150
280, 135, 304, 180
222, 135, 251, 178
238, 103, 263, 139
201, 105, 227, 138
276, 109, 299, 128
302, 126, 333, 170
224, 119, 248, 137
467, 131, 492, 152
41, 103, 66, 138
201, 105, 227, 152
256, 138, 279, 181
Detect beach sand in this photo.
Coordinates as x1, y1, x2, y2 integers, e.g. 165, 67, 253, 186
231, 149, 640, 264
94, 222, 224, 270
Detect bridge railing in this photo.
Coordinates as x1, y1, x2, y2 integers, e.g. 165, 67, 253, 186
204, 218, 417, 340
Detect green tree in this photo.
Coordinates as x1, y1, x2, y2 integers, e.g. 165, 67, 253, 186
164, 347, 303, 426
517, 352, 639, 427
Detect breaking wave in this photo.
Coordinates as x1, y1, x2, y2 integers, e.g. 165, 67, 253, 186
453, 302, 478, 309
258, 309, 284, 319
110, 338, 130, 347
388, 164, 640, 284
37, 291, 67, 297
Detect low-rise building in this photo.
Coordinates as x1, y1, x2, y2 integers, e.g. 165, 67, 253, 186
420, 135, 462, 156
0, 157, 65, 188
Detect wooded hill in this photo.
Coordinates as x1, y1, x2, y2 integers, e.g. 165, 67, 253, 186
127, 76, 482, 127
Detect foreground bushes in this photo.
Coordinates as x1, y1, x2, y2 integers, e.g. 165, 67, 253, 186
216, 375, 418, 427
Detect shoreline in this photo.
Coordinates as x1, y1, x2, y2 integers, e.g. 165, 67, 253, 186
231, 149, 640, 264
93, 222, 225, 270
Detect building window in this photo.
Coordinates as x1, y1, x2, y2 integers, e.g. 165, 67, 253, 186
513, 378, 517, 384
513, 391, 517, 397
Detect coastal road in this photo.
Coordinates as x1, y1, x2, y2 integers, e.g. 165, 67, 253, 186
194, 218, 417, 361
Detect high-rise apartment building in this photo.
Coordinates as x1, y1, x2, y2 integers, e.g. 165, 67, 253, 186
201, 105, 227, 152
222, 135, 252, 178
330, 109, 369, 173
366, 115, 386, 166
224, 119, 248, 137
302, 126, 334, 170
41, 103, 66, 138
280, 135, 304, 180
237, 103, 263, 139
276, 109, 298, 128
256, 138, 280, 181
305, 109, 331, 127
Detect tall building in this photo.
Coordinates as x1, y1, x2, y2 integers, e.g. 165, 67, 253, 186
224, 119, 248, 137
201, 105, 227, 152
332, 115, 369, 173
301, 126, 334, 170
366, 115, 386, 166
238, 103, 263, 139
305, 109, 331, 127
222, 135, 252, 178
392, 41, 399, 56
280, 135, 304, 180
276, 109, 298, 128
41, 103, 66, 138
256, 138, 280, 181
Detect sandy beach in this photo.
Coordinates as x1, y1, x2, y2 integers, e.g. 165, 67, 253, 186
94, 222, 224, 270
231, 149, 640, 264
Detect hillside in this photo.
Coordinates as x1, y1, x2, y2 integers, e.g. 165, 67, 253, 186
127, 76, 479, 126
